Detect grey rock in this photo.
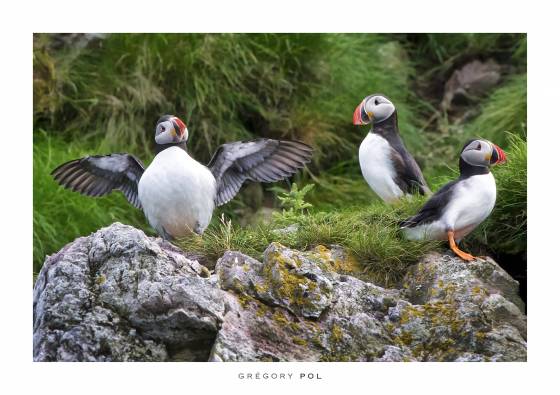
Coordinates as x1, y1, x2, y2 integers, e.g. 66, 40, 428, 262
442, 59, 502, 111
33, 223, 227, 362
390, 252, 527, 361
34, 224, 527, 362
217, 243, 334, 318
211, 245, 526, 362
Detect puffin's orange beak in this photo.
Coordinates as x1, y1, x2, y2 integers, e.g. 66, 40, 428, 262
171, 116, 187, 139
353, 100, 370, 125
491, 144, 507, 165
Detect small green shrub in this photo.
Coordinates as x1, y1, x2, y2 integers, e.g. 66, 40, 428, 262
270, 182, 315, 222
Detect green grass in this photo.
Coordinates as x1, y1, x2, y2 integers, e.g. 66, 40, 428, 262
33, 33, 527, 278
33, 33, 419, 166
465, 74, 527, 147
179, 197, 440, 287
416, 72, 527, 179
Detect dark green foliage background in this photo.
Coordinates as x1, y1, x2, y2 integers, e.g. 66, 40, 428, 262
33, 33, 527, 278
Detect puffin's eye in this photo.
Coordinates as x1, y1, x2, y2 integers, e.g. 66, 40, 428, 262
374, 98, 380, 105
476, 142, 482, 150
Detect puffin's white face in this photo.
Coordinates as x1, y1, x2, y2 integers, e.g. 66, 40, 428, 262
155, 115, 188, 145
353, 94, 396, 125
461, 139, 507, 167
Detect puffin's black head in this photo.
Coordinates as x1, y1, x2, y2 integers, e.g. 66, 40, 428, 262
353, 94, 396, 126
460, 139, 507, 167
154, 115, 188, 145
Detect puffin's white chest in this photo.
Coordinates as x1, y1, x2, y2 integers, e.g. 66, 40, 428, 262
138, 147, 216, 238
442, 173, 496, 238
405, 173, 496, 241
359, 133, 403, 203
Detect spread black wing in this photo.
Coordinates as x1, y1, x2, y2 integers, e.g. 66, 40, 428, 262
51, 153, 145, 209
390, 147, 431, 196
399, 179, 459, 228
208, 139, 313, 207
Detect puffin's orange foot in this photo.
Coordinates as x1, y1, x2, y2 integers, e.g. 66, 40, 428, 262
453, 249, 475, 261
447, 230, 475, 262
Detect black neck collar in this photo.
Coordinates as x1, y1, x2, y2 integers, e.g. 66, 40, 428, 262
155, 142, 187, 155
459, 158, 490, 178
371, 111, 398, 136
370, 111, 405, 150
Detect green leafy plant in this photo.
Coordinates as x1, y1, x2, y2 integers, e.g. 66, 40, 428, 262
270, 183, 315, 222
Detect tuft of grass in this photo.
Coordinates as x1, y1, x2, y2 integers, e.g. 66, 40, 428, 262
179, 197, 440, 287
34, 34, 321, 157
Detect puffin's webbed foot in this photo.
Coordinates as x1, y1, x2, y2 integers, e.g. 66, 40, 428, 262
447, 230, 475, 261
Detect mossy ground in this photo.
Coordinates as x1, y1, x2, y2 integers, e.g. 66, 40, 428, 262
34, 33, 527, 279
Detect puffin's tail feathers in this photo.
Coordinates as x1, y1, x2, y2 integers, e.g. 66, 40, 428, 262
399, 215, 419, 229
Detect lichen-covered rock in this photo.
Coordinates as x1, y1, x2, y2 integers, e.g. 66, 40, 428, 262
33, 223, 227, 362
211, 244, 525, 362
212, 244, 399, 361
388, 253, 527, 361
34, 223, 526, 362
216, 243, 336, 318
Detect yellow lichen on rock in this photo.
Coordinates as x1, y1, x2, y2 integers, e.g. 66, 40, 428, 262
311, 245, 361, 275
263, 245, 321, 313
330, 324, 344, 344
272, 310, 290, 326
256, 303, 268, 317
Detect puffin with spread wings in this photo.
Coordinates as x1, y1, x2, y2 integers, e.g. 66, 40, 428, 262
52, 115, 313, 239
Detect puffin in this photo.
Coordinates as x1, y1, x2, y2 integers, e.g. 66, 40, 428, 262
399, 138, 507, 261
353, 94, 430, 203
51, 115, 313, 239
